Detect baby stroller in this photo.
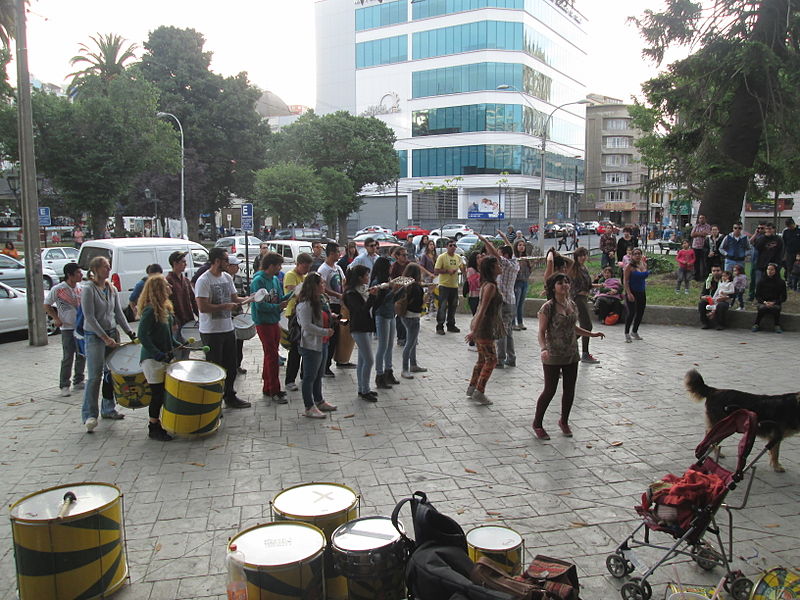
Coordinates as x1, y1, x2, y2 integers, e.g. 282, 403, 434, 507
606, 409, 775, 600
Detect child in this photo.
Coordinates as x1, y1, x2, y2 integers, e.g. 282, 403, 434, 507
675, 240, 695, 294
732, 264, 747, 309
789, 253, 800, 291
709, 271, 734, 317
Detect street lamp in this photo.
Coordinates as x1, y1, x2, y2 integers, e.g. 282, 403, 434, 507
496, 85, 588, 255
156, 112, 185, 239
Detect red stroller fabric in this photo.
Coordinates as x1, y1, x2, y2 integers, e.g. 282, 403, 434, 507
646, 469, 726, 531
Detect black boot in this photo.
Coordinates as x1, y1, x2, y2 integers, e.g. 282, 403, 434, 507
148, 421, 173, 441
385, 369, 400, 385
375, 373, 392, 389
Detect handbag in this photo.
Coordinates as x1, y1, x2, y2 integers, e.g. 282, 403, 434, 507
471, 558, 556, 599
521, 555, 581, 600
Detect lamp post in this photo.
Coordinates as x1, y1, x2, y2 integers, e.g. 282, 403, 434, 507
496, 85, 588, 256
156, 112, 185, 239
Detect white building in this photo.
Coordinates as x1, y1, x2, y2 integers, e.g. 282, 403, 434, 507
315, 0, 588, 231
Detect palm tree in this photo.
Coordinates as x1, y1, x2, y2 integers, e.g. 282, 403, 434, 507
67, 33, 138, 94
0, 0, 16, 49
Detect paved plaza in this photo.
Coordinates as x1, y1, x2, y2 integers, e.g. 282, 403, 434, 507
0, 318, 798, 600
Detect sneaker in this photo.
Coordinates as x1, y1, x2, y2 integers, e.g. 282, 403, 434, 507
73, 381, 85, 390
323, 370, 336, 378
775, 326, 783, 334
286, 382, 299, 391
466, 385, 475, 398
435, 327, 445, 335
358, 392, 378, 402
504, 360, 516, 367
101, 410, 125, 420
225, 396, 252, 409
60, 387, 71, 397
447, 325, 461, 333
317, 401, 338, 412
751, 325, 760, 332
410, 365, 427, 373
512, 323, 522, 331
495, 361, 505, 369
471, 390, 493, 405
305, 406, 326, 419
625, 334, 632, 343
397, 339, 406, 347
532, 425, 550, 440
675, 289, 680, 294
84, 417, 97, 432
335, 362, 357, 369
520, 324, 527, 330
631, 332, 643, 341
401, 371, 414, 379
148, 422, 173, 441
581, 353, 600, 364
736, 306, 743, 311
684, 289, 689, 295
271, 393, 289, 405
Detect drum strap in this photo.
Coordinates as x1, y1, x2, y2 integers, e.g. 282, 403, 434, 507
391, 491, 467, 554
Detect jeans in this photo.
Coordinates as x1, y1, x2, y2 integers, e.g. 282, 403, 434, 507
81, 330, 118, 422
675, 267, 691, 291
201, 330, 238, 401
374, 315, 395, 374
285, 341, 301, 385
60, 329, 85, 389
299, 345, 327, 409
401, 317, 420, 371
495, 302, 516, 364
755, 303, 781, 327
513, 280, 528, 325
753, 267, 765, 291
351, 331, 374, 394
256, 323, 281, 395
600, 252, 614, 269
436, 286, 458, 329
396, 314, 406, 343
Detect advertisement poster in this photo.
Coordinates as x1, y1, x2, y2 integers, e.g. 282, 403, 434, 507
467, 191, 505, 220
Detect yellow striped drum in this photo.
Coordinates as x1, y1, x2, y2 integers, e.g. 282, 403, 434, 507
162, 360, 224, 437
271, 483, 360, 600
332, 516, 407, 600
10, 482, 128, 600
229, 522, 325, 599
107, 343, 151, 409
279, 315, 290, 350
466, 525, 524, 576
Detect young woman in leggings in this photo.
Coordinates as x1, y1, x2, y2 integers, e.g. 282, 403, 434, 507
567, 247, 599, 363
532, 273, 604, 440
465, 256, 504, 406
623, 248, 650, 343
343, 265, 379, 401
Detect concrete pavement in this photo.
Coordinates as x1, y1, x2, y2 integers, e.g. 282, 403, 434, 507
0, 318, 798, 599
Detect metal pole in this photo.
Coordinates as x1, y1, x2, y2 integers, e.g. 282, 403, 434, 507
157, 112, 185, 239
15, 0, 47, 346
395, 179, 399, 231
538, 139, 546, 257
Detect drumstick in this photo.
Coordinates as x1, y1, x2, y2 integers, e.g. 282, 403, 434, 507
57, 491, 77, 520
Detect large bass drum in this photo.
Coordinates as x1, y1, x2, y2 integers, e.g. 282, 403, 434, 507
107, 343, 150, 409
162, 360, 225, 437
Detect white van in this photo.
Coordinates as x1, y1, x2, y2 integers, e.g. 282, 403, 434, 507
78, 238, 208, 305
263, 240, 314, 273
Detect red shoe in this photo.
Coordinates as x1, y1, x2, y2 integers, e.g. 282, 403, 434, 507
558, 419, 573, 437
532, 424, 550, 440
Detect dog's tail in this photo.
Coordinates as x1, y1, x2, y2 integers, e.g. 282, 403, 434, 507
685, 369, 714, 402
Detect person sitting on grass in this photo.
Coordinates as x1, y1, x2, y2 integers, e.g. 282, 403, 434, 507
752, 263, 787, 333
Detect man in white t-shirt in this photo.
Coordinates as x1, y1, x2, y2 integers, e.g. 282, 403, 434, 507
44, 262, 85, 396
194, 247, 250, 408
317, 241, 346, 375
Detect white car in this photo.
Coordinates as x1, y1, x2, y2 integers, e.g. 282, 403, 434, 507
0, 281, 58, 335
429, 224, 473, 240
410, 235, 466, 256
354, 225, 393, 237
40, 246, 79, 279
214, 235, 263, 261
0, 253, 59, 290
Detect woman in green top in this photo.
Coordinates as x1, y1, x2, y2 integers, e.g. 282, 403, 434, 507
137, 275, 180, 441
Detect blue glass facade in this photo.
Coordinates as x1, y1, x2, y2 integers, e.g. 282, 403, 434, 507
412, 20, 582, 72
356, 35, 408, 68
355, 0, 407, 31
398, 150, 408, 178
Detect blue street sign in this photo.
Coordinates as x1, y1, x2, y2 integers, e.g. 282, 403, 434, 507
38, 207, 51, 227
241, 203, 254, 231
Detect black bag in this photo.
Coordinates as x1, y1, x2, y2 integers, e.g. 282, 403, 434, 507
392, 491, 467, 551
287, 313, 301, 345
462, 277, 470, 297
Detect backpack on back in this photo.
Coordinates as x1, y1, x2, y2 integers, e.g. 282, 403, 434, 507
74, 305, 86, 356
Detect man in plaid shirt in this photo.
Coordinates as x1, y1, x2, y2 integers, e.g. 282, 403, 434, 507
599, 228, 617, 269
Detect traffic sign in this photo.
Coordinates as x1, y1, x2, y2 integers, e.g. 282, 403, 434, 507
38, 207, 51, 227
241, 203, 254, 232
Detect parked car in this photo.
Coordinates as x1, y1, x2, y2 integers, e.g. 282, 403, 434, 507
274, 228, 330, 242
353, 232, 398, 244
0, 253, 58, 290
583, 221, 600, 234
453, 234, 502, 254
410, 235, 466, 256
392, 225, 430, 240
428, 224, 473, 240
0, 281, 58, 335
198, 223, 215, 241
597, 221, 617, 234
354, 241, 401, 258
543, 223, 563, 238
39, 246, 79, 279
355, 225, 393, 237
214, 235, 263, 261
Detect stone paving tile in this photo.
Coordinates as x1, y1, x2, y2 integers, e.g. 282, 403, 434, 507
0, 321, 799, 599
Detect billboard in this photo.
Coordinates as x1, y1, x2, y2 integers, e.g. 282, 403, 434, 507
467, 191, 505, 220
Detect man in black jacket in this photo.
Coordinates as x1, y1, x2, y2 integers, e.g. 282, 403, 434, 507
752, 223, 783, 290
698, 265, 730, 330
781, 218, 800, 279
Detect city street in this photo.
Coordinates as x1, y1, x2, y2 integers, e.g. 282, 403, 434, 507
0, 320, 797, 599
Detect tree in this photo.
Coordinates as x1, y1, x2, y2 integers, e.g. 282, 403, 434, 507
67, 33, 138, 95
272, 111, 398, 242
253, 163, 322, 226
0, 0, 15, 49
631, 0, 800, 231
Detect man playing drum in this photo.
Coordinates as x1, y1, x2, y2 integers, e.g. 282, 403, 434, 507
166, 251, 197, 360
194, 247, 250, 409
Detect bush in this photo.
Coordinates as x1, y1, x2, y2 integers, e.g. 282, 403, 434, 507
644, 253, 675, 275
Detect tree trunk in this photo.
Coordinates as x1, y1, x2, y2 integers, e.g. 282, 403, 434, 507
114, 208, 125, 238
699, 0, 789, 232
92, 208, 109, 239
185, 200, 200, 242
337, 212, 349, 246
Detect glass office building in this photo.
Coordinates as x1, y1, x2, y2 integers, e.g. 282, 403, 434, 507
316, 0, 588, 227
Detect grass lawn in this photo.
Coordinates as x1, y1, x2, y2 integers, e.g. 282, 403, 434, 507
527, 254, 800, 314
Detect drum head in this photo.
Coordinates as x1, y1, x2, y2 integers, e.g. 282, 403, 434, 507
233, 314, 254, 328
332, 516, 403, 552
167, 360, 226, 384
273, 483, 357, 518
180, 321, 202, 347
232, 522, 325, 567
11, 483, 120, 521
467, 526, 522, 551
107, 343, 142, 374
252, 288, 267, 302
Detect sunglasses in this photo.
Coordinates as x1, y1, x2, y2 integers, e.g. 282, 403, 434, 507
734, 226, 742, 229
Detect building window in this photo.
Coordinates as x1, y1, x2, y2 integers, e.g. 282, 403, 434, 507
603, 154, 630, 166
398, 150, 408, 178
604, 190, 629, 201
604, 136, 632, 149
412, 188, 459, 220
604, 172, 630, 184
356, 35, 408, 68
604, 118, 630, 130
356, 0, 407, 31
411, 144, 583, 178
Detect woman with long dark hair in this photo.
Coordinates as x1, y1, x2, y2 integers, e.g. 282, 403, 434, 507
296, 272, 337, 417
371, 256, 399, 388
418, 239, 438, 318
416, 234, 430, 258
512, 239, 534, 330
623, 248, 650, 343
567, 247, 599, 363
337, 241, 359, 272
397, 263, 427, 378
532, 273, 604, 440
343, 264, 379, 401
465, 256, 504, 405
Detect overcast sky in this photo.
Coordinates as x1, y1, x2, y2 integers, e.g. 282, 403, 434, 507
13, 0, 669, 106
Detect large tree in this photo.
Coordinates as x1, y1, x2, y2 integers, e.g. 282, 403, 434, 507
253, 162, 323, 226
138, 26, 270, 241
67, 33, 138, 95
632, 0, 800, 231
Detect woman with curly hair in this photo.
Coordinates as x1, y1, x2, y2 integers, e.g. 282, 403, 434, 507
532, 273, 604, 440
137, 275, 181, 441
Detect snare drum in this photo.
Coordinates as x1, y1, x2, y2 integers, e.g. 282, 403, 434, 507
234, 313, 256, 340
229, 521, 325, 600
466, 525, 524, 576
332, 516, 407, 600
272, 483, 360, 600
179, 321, 203, 351
107, 343, 150, 409
162, 360, 225, 437
10, 483, 128, 600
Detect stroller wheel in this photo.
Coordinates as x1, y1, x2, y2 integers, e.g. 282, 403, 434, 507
691, 544, 720, 571
729, 576, 753, 600
606, 554, 628, 578
621, 578, 652, 600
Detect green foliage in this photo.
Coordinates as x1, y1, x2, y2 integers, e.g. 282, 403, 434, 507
67, 33, 138, 96
642, 253, 674, 275
253, 163, 322, 226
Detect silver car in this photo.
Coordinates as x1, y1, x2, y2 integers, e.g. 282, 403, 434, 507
0, 281, 59, 335
214, 235, 262, 261
0, 253, 58, 290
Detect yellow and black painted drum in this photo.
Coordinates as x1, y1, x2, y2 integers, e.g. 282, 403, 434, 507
271, 483, 360, 600
107, 343, 150, 409
162, 360, 225, 437
466, 525, 524, 576
229, 521, 325, 600
331, 516, 407, 600
179, 321, 204, 351
279, 315, 290, 350
10, 482, 128, 600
